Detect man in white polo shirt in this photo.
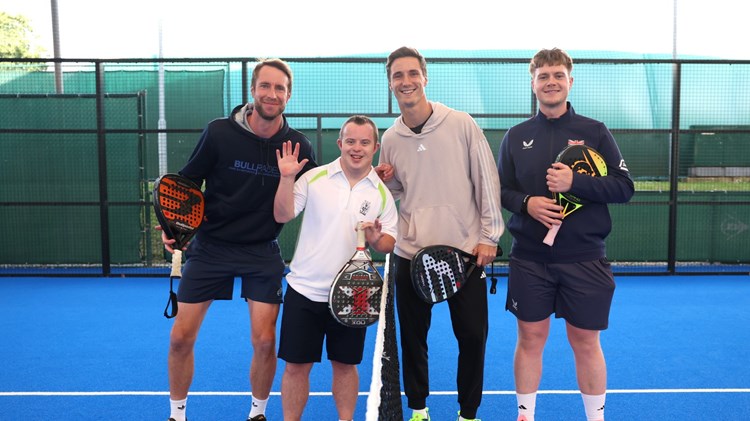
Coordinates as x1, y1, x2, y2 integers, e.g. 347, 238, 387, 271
272, 115, 398, 421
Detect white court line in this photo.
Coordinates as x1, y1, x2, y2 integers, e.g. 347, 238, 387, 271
482, 389, 750, 395
1, 388, 749, 397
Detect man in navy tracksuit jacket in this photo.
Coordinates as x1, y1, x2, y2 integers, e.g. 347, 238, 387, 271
498, 105, 633, 263
180, 102, 314, 247
162, 59, 316, 421
497, 48, 633, 421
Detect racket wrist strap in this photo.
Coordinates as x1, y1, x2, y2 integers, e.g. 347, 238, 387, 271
164, 250, 183, 319
164, 277, 178, 319
489, 261, 497, 295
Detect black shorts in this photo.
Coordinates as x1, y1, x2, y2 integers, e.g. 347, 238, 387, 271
177, 237, 285, 304
277, 286, 368, 365
506, 257, 615, 330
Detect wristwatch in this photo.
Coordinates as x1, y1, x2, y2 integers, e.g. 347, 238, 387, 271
520, 195, 530, 214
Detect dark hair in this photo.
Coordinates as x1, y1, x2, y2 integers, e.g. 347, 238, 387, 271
529, 48, 573, 76
251, 58, 293, 93
386, 46, 427, 80
340, 115, 379, 143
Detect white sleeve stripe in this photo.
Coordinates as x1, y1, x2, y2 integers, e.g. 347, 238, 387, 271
476, 140, 504, 243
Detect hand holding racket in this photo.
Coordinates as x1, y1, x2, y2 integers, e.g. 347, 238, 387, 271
153, 174, 205, 318
328, 223, 383, 328
411, 245, 502, 303
543, 145, 607, 246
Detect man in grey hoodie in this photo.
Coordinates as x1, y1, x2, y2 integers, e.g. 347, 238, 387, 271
376, 46, 504, 421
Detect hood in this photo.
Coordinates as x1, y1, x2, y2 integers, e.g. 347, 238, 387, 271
391, 101, 451, 138
229, 103, 291, 143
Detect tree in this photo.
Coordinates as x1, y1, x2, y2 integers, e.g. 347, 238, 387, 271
0, 12, 45, 58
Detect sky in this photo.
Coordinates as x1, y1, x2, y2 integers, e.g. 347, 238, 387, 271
3, 0, 749, 60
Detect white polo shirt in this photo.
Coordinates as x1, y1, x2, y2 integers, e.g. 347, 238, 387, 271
285, 157, 398, 302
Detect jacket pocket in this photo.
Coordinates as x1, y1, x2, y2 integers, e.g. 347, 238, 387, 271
404, 205, 469, 246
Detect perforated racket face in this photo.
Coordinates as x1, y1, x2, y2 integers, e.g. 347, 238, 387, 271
410, 246, 468, 303
554, 145, 608, 216
329, 261, 383, 328
557, 145, 608, 178
153, 174, 205, 249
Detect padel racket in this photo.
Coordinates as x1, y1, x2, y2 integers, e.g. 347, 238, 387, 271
411, 245, 502, 303
153, 173, 205, 318
329, 223, 383, 328
543, 144, 607, 246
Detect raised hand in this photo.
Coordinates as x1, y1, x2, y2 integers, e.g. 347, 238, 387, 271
276, 140, 309, 178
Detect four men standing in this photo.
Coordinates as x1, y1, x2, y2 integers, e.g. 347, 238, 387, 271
163, 47, 630, 420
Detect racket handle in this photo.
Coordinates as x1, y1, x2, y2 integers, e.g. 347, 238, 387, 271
170, 249, 183, 277
543, 223, 561, 246
356, 222, 366, 250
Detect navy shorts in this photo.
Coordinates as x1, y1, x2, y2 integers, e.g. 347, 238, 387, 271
277, 286, 368, 365
177, 237, 285, 304
506, 256, 616, 330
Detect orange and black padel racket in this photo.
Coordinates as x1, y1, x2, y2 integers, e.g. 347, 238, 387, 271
153, 174, 205, 318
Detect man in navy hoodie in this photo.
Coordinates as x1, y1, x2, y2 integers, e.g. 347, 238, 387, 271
161, 58, 317, 421
497, 48, 633, 421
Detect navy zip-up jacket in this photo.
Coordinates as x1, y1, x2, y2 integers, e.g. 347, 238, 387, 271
180, 104, 317, 246
497, 103, 634, 263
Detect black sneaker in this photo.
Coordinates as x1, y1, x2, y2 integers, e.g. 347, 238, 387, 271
248, 415, 267, 421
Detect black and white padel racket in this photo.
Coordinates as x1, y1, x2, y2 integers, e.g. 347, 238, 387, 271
411, 245, 487, 303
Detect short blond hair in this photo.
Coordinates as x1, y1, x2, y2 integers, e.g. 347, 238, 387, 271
529, 48, 573, 76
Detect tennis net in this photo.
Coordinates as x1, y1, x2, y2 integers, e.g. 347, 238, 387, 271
365, 253, 403, 420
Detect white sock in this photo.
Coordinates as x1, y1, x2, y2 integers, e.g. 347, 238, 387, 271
581, 392, 606, 421
516, 392, 536, 421
412, 407, 428, 418
249, 395, 269, 418
169, 397, 187, 421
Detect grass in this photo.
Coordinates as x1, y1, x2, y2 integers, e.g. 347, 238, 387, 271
635, 177, 750, 192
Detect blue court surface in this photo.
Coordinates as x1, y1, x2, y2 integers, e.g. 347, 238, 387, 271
1, 274, 748, 420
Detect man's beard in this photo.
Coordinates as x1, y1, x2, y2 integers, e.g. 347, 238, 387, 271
254, 99, 285, 121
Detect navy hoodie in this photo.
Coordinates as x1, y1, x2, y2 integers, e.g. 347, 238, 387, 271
180, 104, 317, 246
497, 103, 634, 263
